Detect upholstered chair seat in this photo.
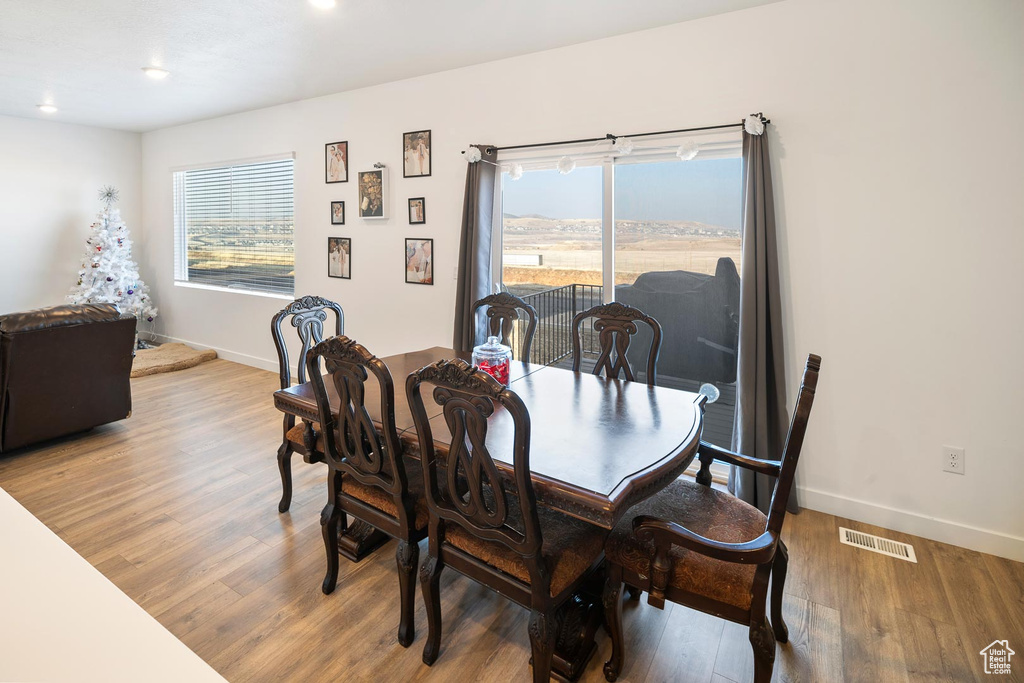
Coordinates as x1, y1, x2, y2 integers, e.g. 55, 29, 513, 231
341, 458, 430, 530
285, 422, 323, 453
605, 478, 766, 610
445, 491, 606, 597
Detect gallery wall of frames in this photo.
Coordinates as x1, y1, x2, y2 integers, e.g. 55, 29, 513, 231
324, 130, 434, 286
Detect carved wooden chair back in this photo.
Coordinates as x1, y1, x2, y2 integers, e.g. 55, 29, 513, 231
307, 336, 410, 504
571, 302, 662, 386
471, 292, 539, 361
407, 359, 546, 581
271, 295, 344, 390
763, 353, 821, 537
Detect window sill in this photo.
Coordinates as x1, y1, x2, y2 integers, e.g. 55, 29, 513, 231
173, 280, 295, 302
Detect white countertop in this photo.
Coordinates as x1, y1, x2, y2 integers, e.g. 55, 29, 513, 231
0, 487, 226, 683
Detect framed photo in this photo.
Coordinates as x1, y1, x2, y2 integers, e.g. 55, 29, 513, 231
408, 197, 426, 224
403, 130, 431, 178
358, 168, 388, 219
330, 201, 345, 225
325, 141, 348, 183
328, 237, 351, 279
405, 238, 433, 285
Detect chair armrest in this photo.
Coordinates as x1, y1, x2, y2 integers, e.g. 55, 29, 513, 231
633, 516, 777, 565
698, 441, 781, 477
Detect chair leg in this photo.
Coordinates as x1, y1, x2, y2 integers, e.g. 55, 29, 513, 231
749, 616, 776, 683
420, 554, 444, 666
625, 584, 642, 602
602, 567, 625, 682
396, 539, 419, 648
277, 441, 293, 513
320, 471, 343, 594
528, 609, 556, 683
771, 540, 789, 643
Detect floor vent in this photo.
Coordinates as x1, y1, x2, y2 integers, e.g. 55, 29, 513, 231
839, 527, 917, 563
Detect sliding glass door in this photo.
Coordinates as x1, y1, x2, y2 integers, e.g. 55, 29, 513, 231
495, 133, 742, 447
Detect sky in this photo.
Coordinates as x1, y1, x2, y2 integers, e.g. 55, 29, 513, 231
501, 157, 742, 229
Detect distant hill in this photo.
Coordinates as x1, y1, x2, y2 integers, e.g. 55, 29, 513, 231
503, 212, 552, 220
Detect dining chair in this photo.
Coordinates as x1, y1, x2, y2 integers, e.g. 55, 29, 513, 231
306, 335, 428, 647
471, 292, 539, 361
407, 358, 608, 682
570, 302, 662, 386
600, 353, 821, 683
271, 295, 344, 512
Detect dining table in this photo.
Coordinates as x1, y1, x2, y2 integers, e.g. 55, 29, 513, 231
273, 345, 705, 680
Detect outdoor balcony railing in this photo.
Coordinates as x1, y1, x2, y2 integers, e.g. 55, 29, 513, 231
508, 283, 603, 366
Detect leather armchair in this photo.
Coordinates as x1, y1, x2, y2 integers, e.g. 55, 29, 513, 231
0, 304, 136, 453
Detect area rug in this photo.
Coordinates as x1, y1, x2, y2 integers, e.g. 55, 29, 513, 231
131, 342, 217, 378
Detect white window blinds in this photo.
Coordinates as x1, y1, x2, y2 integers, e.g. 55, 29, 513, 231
173, 157, 295, 296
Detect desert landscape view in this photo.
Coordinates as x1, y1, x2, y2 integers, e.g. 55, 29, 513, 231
501, 214, 741, 290
185, 219, 295, 294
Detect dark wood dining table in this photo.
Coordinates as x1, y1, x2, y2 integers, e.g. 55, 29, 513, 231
273, 345, 705, 680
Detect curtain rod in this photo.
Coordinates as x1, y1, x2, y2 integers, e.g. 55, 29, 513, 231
465, 114, 769, 156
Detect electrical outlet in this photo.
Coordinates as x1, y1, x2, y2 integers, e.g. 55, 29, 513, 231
942, 445, 965, 475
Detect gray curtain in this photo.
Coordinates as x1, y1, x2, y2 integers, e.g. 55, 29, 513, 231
453, 144, 498, 352
729, 128, 797, 514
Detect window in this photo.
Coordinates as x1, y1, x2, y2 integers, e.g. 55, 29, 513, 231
173, 156, 295, 296
496, 133, 742, 452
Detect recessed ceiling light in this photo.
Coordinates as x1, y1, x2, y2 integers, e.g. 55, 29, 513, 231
142, 67, 170, 80
309, 0, 336, 8
37, 104, 58, 114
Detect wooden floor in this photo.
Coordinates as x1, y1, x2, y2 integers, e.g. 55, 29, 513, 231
1, 359, 1021, 682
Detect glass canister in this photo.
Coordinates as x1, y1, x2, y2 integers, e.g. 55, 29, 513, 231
472, 335, 512, 386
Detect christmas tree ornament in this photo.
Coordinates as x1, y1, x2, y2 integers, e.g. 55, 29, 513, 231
98, 185, 120, 209
68, 187, 157, 346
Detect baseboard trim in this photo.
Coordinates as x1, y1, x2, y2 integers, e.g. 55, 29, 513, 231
798, 486, 1024, 562
150, 333, 280, 374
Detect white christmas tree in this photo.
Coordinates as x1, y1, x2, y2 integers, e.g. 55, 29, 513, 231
68, 186, 157, 332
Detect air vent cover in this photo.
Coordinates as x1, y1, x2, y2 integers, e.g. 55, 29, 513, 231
839, 527, 917, 563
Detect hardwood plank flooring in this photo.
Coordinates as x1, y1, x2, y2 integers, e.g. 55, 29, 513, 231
1, 358, 1021, 682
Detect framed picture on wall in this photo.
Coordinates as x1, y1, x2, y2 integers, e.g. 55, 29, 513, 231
403, 130, 431, 178
358, 168, 388, 219
330, 201, 345, 225
405, 238, 433, 285
328, 237, 351, 279
325, 141, 348, 183
408, 197, 425, 224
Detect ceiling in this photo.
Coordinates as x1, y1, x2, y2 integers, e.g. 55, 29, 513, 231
0, 0, 780, 132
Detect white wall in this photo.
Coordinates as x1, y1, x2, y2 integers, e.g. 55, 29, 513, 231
140, 0, 1024, 559
0, 115, 141, 313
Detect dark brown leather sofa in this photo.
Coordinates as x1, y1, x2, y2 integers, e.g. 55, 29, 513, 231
0, 304, 136, 453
